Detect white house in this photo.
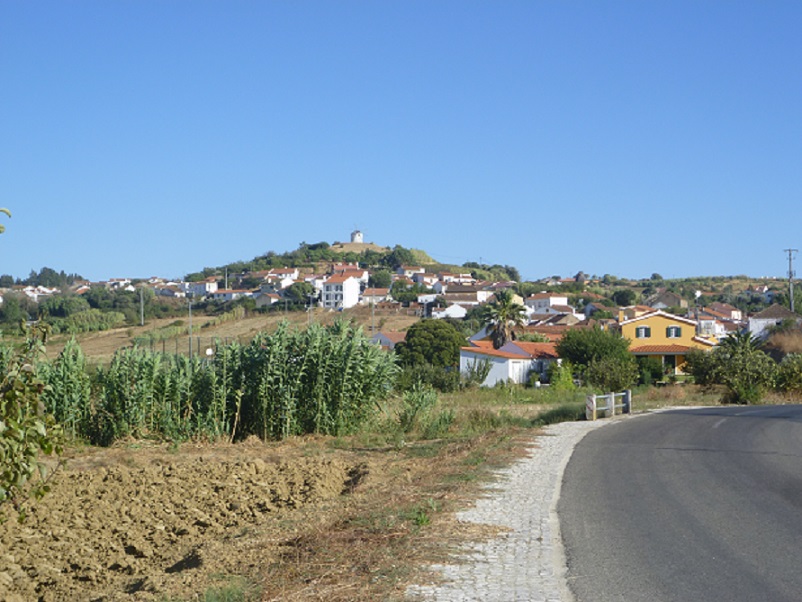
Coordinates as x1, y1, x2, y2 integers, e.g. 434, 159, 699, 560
748, 303, 802, 339
184, 277, 219, 298
156, 285, 186, 298
255, 292, 281, 308
397, 265, 425, 278
322, 274, 360, 309
22, 285, 59, 302
211, 289, 253, 302
370, 331, 406, 350
459, 341, 559, 387
432, 304, 468, 320
412, 272, 440, 287
439, 272, 475, 285
525, 293, 569, 313
360, 288, 391, 305
268, 267, 300, 281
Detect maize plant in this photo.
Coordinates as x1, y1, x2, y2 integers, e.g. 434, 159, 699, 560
23, 320, 398, 446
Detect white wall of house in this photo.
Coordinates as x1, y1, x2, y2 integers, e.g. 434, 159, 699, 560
322, 276, 360, 309
460, 350, 533, 387
432, 304, 468, 320
525, 294, 568, 313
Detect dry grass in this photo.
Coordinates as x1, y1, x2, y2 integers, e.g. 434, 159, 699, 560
43, 306, 419, 366
256, 429, 534, 601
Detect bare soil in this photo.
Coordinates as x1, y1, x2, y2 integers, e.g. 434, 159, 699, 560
0, 428, 529, 602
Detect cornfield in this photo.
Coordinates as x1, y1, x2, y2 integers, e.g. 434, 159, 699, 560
35, 321, 397, 445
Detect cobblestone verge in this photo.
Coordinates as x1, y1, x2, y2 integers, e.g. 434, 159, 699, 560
406, 419, 609, 602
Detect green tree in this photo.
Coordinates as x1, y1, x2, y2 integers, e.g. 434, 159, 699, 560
555, 326, 637, 390
395, 319, 465, 368
611, 288, 636, 306
686, 332, 777, 403
284, 282, 314, 305
368, 269, 392, 289
684, 348, 719, 386
380, 245, 416, 270
555, 326, 632, 368
713, 332, 776, 404
38, 294, 91, 319
585, 355, 638, 391
0, 294, 27, 326
481, 289, 527, 349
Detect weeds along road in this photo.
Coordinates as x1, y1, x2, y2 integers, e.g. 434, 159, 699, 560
558, 406, 802, 602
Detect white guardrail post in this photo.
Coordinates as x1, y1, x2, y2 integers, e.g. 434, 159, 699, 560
586, 394, 597, 421
586, 390, 632, 421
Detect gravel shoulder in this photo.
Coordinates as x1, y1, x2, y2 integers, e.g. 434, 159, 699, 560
406, 419, 611, 602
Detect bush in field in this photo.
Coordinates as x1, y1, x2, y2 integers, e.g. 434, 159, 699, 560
0, 325, 64, 522
775, 354, 802, 395
637, 356, 664, 385
547, 360, 576, 391
555, 327, 631, 378
395, 320, 465, 368
686, 332, 777, 404
716, 347, 775, 404
397, 383, 438, 434
396, 364, 460, 393
48, 308, 126, 334
684, 348, 719, 386
461, 357, 491, 388
584, 355, 638, 392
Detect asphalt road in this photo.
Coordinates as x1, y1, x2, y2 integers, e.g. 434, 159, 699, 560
558, 405, 802, 602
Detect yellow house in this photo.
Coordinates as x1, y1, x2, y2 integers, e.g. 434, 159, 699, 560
619, 310, 715, 374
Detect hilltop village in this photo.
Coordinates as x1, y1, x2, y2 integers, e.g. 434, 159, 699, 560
2, 230, 800, 387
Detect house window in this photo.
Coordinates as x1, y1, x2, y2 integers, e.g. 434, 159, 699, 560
635, 326, 651, 338
666, 326, 682, 338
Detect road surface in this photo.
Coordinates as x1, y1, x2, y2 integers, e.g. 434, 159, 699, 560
559, 405, 802, 602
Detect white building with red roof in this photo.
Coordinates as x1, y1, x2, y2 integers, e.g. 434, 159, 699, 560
322, 274, 360, 309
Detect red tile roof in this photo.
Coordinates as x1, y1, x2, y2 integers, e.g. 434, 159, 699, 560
506, 342, 559, 359
630, 344, 693, 354
461, 347, 531, 360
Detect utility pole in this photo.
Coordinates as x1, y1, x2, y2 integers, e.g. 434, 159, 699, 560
188, 297, 193, 359
785, 248, 798, 312
139, 287, 144, 326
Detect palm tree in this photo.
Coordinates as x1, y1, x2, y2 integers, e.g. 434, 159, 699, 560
719, 330, 760, 355
481, 289, 527, 349
0, 208, 9, 234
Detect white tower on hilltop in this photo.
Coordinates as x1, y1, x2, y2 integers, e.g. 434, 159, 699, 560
350, 229, 364, 244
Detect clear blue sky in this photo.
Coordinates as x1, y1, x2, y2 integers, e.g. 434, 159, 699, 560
2, 1, 800, 283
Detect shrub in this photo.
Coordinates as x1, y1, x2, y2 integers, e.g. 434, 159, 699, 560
397, 384, 438, 434
461, 357, 491, 388
684, 348, 719, 386
715, 348, 776, 404
547, 360, 576, 391
584, 356, 638, 392
775, 353, 802, 395
637, 356, 664, 385
0, 325, 64, 522
396, 364, 460, 393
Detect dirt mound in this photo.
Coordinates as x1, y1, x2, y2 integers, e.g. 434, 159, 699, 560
0, 442, 369, 601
